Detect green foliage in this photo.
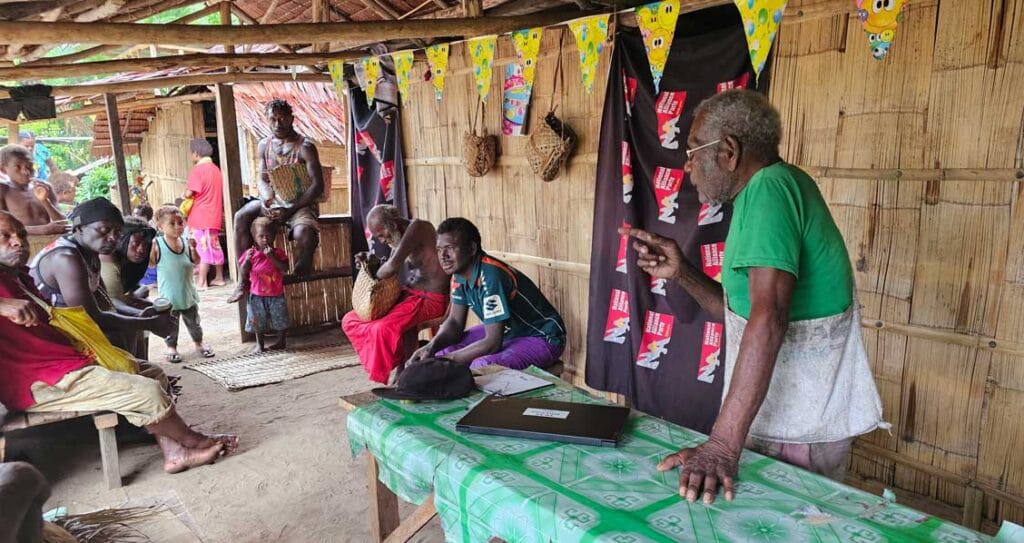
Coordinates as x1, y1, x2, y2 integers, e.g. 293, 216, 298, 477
77, 163, 115, 202
0, 118, 94, 173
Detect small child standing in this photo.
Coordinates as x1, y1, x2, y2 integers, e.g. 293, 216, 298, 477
152, 205, 214, 362
242, 217, 290, 352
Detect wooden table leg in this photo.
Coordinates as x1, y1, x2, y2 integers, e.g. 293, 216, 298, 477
367, 453, 400, 542
93, 413, 121, 490
383, 495, 436, 543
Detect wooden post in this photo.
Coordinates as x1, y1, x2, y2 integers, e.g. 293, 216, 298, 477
219, 1, 236, 71
93, 413, 122, 489
367, 454, 401, 542
6, 122, 18, 144
463, 0, 482, 17
962, 484, 984, 531
104, 93, 131, 212
312, 0, 329, 53
213, 83, 247, 338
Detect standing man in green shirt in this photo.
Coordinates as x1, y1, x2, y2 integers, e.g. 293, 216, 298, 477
624, 90, 884, 504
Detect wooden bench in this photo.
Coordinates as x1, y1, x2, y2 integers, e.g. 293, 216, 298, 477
0, 410, 122, 489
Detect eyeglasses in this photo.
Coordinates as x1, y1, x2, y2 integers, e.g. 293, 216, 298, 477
685, 139, 722, 161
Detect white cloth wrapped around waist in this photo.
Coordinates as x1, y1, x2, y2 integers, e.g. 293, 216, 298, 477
722, 294, 889, 444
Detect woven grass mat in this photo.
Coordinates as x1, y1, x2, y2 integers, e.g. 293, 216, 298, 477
185, 343, 359, 391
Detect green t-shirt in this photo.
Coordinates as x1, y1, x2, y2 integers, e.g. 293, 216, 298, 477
722, 162, 853, 321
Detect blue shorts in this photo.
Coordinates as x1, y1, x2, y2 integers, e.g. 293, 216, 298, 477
246, 294, 290, 333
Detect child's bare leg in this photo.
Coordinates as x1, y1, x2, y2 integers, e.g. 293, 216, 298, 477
253, 330, 267, 353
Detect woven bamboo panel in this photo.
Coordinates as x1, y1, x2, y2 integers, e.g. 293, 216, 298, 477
773, 0, 1024, 531
139, 103, 201, 206
274, 218, 353, 329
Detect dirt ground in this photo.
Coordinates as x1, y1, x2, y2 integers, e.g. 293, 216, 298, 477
6, 284, 445, 543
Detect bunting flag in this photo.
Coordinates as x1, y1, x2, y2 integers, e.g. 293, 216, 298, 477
511, 28, 543, 92
636, 0, 681, 93
467, 36, 497, 103
360, 56, 382, 106
568, 14, 611, 94
327, 59, 346, 103
390, 50, 415, 103
855, 0, 908, 60
425, 43, 450, 102
733, 0, 787, 82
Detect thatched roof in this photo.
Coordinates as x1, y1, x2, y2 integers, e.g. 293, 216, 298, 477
233, 81, 346, 144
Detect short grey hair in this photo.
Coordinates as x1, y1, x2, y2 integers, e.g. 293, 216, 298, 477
366, 204, 403, 231
694, 90, 781, 162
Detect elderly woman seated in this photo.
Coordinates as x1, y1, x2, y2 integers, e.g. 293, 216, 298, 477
0, 210, 237, 473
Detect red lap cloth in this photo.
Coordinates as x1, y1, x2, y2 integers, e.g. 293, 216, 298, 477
341, 289, 448, 384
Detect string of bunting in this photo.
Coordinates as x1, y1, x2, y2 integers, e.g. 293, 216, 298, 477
326, 2, 908, 115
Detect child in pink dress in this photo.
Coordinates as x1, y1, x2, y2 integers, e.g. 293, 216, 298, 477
240, 217, 290, 352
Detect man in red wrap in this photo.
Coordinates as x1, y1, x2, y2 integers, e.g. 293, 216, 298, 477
341, 205, 449, 384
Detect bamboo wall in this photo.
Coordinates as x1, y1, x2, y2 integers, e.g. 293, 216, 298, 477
138, 102, 202, 206
400, 30, 607, 390
771, 0, 1024, 531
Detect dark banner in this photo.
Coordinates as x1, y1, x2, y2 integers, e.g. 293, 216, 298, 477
585, 7, 765, 434
348, 79, 409, 264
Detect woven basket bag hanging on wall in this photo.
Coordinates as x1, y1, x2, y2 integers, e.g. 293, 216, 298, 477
463, 97, 498, 177
352, 257, 402, 321
528, 28, 577, 182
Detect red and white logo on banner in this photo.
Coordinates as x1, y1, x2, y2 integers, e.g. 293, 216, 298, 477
698, 202, 724, 226
698, 322, 723, 383
602, 288, 631, 344
717, 73, 751, 93
621, 142, 633, 204
379, 160, 396, 202
655, 90, 686, 149
636, 311, 674, 370
624, 73, 638, 117
615, 222, 631, 274
356, 165, 366, 183
701, 242, 725, 282
654, 167, 683, 224
650, 275, 667, 296
356, 130, 381, 162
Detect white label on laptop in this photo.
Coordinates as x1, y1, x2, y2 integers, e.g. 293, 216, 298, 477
523, 407, 570, 420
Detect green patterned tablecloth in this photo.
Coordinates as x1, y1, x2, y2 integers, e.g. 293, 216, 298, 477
346, 368, 989, 543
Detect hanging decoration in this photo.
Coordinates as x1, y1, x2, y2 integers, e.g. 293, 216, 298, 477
733, 0, 787, 82
327, 59, 346, 103
502, 63, 529, 136
390, 50, 415, 103
855, 0, 909, 60
360, 56, 382, 106
425, 43, 450, 102
511, 28, 543, 92
568, 14, 611, 94
636, 0, 681, 93
467, 36, 497, 103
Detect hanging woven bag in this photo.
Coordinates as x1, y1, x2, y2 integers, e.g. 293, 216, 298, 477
527, 29, 576, 182
463, 100, 497, 177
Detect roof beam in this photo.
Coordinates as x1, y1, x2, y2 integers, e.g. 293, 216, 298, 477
0, 71, 332, 98
20, 1, 223, 66
57, 90, 213, 118
0, 51, 361, 79
0, 12, 580, 46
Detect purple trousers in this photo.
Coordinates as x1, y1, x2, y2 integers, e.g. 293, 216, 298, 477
436, 325, 564, 370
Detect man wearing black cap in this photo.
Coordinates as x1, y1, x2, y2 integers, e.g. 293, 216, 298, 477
30, 197, 172, 346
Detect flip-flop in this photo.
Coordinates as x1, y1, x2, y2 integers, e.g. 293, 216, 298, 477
165, 352, 182, 363
200, 347, 215, 358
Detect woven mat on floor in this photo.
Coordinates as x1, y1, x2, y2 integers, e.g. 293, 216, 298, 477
185, 343, 359, 391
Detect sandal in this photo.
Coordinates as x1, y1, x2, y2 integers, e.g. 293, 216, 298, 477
200, 346, 215, 358
165, 352, 182, 363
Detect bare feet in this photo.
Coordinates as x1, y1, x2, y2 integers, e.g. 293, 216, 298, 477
267, 336, 287, 351
163, 441, 223, 474
253, 344, 267, 354
208, 433, 240, 454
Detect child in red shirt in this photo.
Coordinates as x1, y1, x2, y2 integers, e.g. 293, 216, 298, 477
240, 217, 289, 352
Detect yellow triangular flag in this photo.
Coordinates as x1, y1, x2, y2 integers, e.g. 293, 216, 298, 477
327, 59, 346, 103
637, 0, 680, 93
390, 50, 415, 103
511, 27, 543, 92
568, 14, 611, 94
855, 0, 908, 60
467, 36, 497, 103
734, 0, 787, 82
361, 56, 381, 106
425, 43, 450, 102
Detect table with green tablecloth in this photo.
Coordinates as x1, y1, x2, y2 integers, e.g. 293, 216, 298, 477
346, 368, 989, 543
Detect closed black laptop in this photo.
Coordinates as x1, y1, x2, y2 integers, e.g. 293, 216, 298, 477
456, 396, 630, 447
